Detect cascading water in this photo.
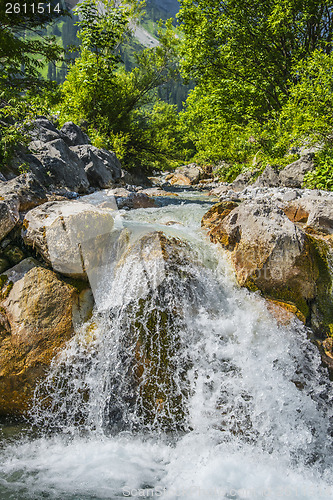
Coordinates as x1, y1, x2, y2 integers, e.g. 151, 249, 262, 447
1, 192, 333, 499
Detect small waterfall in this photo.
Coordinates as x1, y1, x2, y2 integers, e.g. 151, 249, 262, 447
2, 196, 333, 499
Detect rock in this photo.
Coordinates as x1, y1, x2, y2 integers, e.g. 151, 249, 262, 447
22, 200, 115, 278
201, 201, 240, 230
284, 195, 333, 235
208, 184, 231, 197
0, 259, 93, 416
279, 154, 315, 188
60, 121, 91, 147
167, 163, 203, 186
139, 187, 178, 197
202, 198, 333, 332
10, 151, 50, 186
116, 192, 157, 209
29, 117, 60, 143
253, 165, 280, 188
0, 200, 19, 242
176, 163, 203, 184
29, 138, 89, 193
169, 173, 194, 186
266, 299, 306, 325
0, 173, 6, 182
121, 169, 152, 187
71, 144, 121, 188
103, 232, 202, 431
0, 173, 47, 212
231, 171, 256, 191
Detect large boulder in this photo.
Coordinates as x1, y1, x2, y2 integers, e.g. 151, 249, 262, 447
0, 173, 47, 212
29, 138, 89, 193
100, 232, 202, 432
0, 258, 93, 416
60, 121, 91, 147
116, 191, 157, 209
121, 169, 152, 187
28, 117, 61, 143
166, 164, 203, 186
231, 170, 257, 191
202, 198, 333, 333
279, 154, 315, 188
253, 165, 280, 188
22, 200, 115, 278
71, 144, 121, 189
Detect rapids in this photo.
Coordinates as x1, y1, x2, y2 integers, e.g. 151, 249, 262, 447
1, 191, 333, 499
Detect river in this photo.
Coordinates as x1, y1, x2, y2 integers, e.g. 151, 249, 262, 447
0, 190, 333, 499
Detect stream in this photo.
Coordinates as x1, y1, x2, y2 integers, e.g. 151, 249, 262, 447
0, 190, 333, 499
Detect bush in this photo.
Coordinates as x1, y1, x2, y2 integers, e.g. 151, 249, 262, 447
303, 149, 333, 191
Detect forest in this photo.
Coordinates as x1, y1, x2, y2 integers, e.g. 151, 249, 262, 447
1, 0, 333, 188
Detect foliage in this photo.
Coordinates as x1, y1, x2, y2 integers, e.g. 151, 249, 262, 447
303, 148, 333, 190
58, 1, 186, 170
0, 0, 67, 95
177, 0, 333, 186
280, 50, 333, 146
178, 0, 333, 120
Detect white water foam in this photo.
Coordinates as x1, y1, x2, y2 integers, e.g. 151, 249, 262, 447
1, 195, 333, 499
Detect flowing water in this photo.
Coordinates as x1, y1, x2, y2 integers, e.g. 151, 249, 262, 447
1, 191, 333, 499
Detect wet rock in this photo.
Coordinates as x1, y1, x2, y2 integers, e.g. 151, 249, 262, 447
29, 138, 89, 193
202, 199, 333, 332
104, 232, 202, 432
0, 258, 93, 416
60, 121, 91, 147
279, 154, 315, 188
71, 144, 121, 188
0, 173, 47, 212
22, 200, 115, 278
116, 192, 157, 209
201, 201, 240, 230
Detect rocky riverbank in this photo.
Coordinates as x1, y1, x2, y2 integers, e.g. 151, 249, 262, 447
0, 118, 333, 417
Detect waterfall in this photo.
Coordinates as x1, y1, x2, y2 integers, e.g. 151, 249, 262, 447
1, 194, 333, 500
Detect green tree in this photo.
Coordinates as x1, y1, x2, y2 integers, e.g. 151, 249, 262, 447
59, 0, 186, 170
178, 0, 333, 121
0, 0, 67, 95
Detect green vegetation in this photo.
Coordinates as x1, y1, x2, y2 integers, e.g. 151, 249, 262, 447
1, 0, 333, 182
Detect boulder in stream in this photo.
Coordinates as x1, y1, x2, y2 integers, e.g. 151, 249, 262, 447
22, 200, 115, 278
0, 258, 93, 416
202, 198, 333, 335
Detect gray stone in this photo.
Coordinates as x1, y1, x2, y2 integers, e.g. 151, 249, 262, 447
284, 195, 333, 234
60, 121, 91, 147
279, 154, 315, 188
253, 165, 280, 188
29, 117, 61, 143
22, 200, 115, 278
116, 192, 157, 209
121, 169, 152, 187
0, 173, 47, 211
30, 138, 89, 193
71, 144, 121, 188
0, 200, 19, 242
